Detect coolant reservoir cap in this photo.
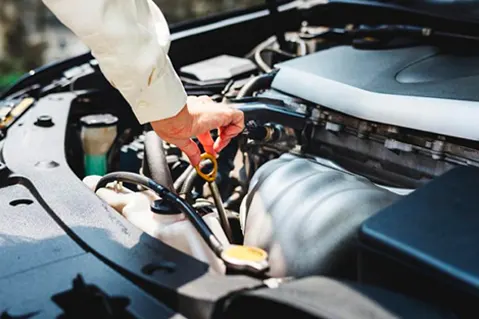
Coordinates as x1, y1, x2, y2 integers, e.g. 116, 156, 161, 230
80, 114, 118, 128
221, 245, 269, 273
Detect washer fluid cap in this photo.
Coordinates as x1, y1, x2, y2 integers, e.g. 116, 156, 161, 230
80, 113, 118, 128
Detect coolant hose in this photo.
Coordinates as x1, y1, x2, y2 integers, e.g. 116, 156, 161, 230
142, 131, 175, 192
181, 168, 198, 196
237, 71, 278, 98
232, 72, 308, 129
174, 165, 195, 192
95, 172, 224, 256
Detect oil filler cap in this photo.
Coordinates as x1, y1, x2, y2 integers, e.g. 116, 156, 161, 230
221, 245, 269, 274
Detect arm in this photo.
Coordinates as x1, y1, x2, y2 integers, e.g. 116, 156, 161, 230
42, 0, 187, 124
43, 0, 244, 165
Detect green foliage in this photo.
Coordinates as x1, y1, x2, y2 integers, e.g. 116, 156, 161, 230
0, 0, 264, 92
0, 0, 47, 90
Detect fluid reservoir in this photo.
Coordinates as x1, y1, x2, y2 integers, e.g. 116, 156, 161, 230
80, 114, 118, 176
83, 176, 229, 274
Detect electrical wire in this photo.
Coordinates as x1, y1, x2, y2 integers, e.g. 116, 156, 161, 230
253, 43, 302, 73
261, 47, 297, 58
245, 36, 277, 60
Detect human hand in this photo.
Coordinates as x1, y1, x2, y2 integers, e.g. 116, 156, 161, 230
151, 96, 244, 166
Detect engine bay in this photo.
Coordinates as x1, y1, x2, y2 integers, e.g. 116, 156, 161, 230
59, 20, 479, 281
4, 3, 479, 317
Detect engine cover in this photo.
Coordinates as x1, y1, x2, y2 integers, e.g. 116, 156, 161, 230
272, 45, 479, 140
240, 154, 399, 278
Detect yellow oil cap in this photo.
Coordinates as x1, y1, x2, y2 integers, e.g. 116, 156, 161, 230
223, 245, 267, 262
221, 245, 269, 273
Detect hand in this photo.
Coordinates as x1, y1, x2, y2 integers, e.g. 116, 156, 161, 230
151, 96, 244, 166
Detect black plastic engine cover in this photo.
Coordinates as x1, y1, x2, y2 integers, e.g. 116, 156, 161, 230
274, 45, 479, 101
223, 277, 455, 319
271, 45, 479, 141
358, 165, 479, 318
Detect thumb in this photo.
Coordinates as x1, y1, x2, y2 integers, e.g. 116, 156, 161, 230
174, 138, 201, 166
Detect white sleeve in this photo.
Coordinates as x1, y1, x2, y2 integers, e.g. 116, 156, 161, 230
42, 0, 187, 124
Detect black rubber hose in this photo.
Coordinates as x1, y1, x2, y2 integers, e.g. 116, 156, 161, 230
95, 172, 224, 256
174, 165, 195, 192
181, 168, 198, 196
236, 71, 278, 98
234, 102, 308, 129
142, 131, 175, 192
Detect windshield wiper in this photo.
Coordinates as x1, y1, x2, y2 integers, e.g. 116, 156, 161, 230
352, 25, 479, 43
299, 24, 479, 45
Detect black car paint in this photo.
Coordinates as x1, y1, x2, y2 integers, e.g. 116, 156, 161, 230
1, 0, 478, 318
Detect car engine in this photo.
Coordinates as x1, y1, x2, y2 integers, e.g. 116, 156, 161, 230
56, 21, 479, 281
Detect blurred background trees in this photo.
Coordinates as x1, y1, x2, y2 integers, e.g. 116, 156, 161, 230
154, 0, 264, 23
0, 0, 263, 92
0, 0, 48, 89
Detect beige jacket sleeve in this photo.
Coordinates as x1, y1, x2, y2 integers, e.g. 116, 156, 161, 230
42, 0, 187, 124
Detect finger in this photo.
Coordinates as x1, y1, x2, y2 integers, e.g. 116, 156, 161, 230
197, 131, 216, 156
231, 109, 245, 133
186, 95, 198, 104
174, 138, 202, 166
214, 132, 232, 153
213, 110, 245, 153
198, 95, 211, 102
213, 126, 240, 153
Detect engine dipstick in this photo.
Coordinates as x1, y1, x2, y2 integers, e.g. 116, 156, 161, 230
195, 153, 234, 243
